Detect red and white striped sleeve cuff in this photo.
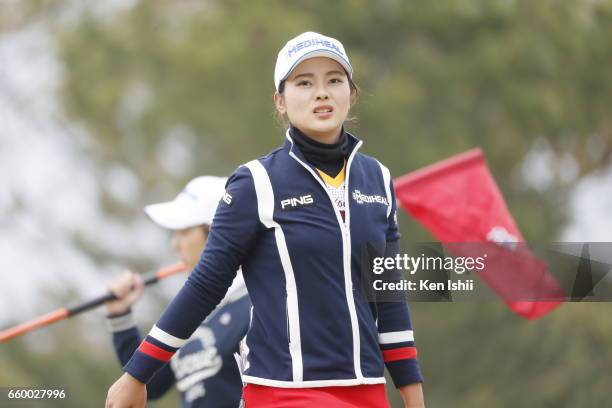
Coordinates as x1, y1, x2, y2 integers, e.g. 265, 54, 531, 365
378, 330, 418, 362
378, 329, 423, 386
123, 325, 190, 384
136, 325, 189, 363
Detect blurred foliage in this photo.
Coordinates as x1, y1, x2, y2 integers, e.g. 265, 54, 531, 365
0, 316, 178, 408
3, 0, 612, 407
0, 0, 61, 31
57, 0, 612, 241
411, 302, 612, 407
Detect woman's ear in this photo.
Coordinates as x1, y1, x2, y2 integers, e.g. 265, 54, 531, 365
273, 92, 286, 115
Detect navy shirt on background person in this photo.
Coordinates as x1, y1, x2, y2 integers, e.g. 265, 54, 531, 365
106, 279, 250, 408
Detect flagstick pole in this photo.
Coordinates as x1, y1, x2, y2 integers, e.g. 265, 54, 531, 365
0, 263, 187, 343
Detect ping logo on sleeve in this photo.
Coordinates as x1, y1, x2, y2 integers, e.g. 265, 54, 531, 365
280, 194, 314, 210
222, 192, 233, 205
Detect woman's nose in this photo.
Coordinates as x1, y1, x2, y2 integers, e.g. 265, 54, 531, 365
315, 84, 329, 100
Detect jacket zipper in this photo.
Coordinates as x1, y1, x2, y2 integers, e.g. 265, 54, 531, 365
286, 130, 364, 380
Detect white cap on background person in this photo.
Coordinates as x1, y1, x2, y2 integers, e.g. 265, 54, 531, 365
144, 176, 227, 229
274, 31, 353, 91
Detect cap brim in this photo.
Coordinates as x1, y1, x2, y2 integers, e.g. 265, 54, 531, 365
144, 201, 206, 230
280, 49, 353, 87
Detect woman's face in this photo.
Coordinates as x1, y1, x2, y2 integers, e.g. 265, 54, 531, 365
171, 225, 209, 270
275, 57, 351, 144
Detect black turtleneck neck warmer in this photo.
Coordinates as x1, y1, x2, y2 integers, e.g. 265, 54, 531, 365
289, 125, 349, 177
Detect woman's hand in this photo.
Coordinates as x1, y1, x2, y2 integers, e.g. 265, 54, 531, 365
105, 372, 147, 408
105, 271, 145, 315
399, 382, 425, 408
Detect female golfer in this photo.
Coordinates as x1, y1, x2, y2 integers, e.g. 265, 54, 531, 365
104, 176, 251, 408
106, 32, 424, 407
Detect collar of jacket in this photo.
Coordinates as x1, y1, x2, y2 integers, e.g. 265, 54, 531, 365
283, 128, 363, 169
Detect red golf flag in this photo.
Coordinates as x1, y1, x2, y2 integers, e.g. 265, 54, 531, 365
394, 148, 564, 320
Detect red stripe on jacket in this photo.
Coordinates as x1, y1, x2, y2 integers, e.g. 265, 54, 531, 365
138, 340, 175, 362
382, 346, 417, 362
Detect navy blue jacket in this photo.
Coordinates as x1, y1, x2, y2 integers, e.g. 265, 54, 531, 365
124, 131, 423, 389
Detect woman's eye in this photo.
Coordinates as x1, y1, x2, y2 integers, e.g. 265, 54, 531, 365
330, 78, 343, 84
297, 81, 311, 86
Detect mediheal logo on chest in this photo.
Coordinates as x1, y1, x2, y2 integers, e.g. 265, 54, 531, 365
352, 190, 389, 206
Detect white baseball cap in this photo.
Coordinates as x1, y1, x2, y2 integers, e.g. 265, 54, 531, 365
274, 31, 353, 91
144, 176, 227, 230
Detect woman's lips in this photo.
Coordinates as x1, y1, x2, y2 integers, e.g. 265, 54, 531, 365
314, 111, 333, 119
313, 105, 334, 119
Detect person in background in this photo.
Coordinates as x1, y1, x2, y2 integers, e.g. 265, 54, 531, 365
104, 176, 250, 408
